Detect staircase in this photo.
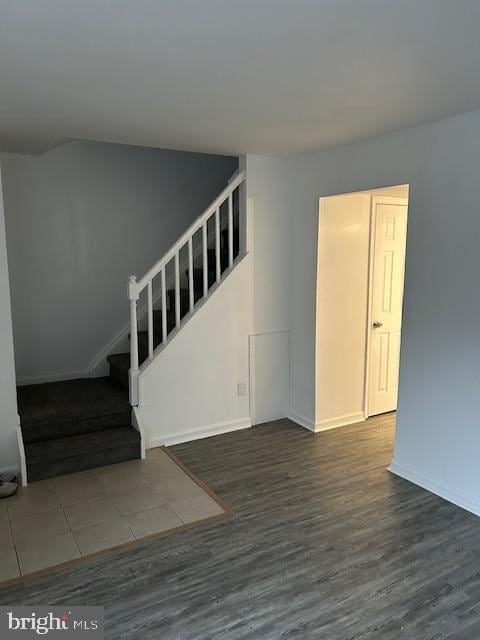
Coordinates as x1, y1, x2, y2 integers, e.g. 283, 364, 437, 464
16, 171, 245, 483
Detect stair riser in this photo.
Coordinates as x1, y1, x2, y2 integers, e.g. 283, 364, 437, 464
109, 362, 129, 389
27, 442, 141, 482
21, 411, 131, 444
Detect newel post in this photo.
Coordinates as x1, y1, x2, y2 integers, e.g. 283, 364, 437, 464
128, 275, 140, 406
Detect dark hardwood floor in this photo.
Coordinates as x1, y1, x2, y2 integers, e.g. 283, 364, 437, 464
2, 413, 480, 639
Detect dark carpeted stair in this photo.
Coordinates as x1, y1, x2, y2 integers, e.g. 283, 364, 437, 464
17, 377, 140, 482
25, 428, 141, 482
18, 378, 131, 444
17, 220, 240, 482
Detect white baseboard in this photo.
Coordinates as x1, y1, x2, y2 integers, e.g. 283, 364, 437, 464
147, 417, 252, 448
288, 410, 365, 433
16, 369, 90, 386
288, 411, 316, 432
389, 460, 480, 518
314, 412, 366, 432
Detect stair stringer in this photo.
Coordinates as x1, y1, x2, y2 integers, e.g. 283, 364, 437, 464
137, 253, 252, 447
16, 416, 28, 486
132, 406, 147, 459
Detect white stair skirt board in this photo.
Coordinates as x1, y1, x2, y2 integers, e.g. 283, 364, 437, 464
147, 418, 252, 448
16, 423, 27, 486
389, 460, 480, 518
131, 407, 146, 459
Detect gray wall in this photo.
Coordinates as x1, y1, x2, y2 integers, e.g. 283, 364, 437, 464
247, 108, 480, 515
2, 141, 237, 383
0, 167, 19, 471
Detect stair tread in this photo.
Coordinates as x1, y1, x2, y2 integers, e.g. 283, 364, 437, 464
25, 426, 140, 464
18, 377, 130, 429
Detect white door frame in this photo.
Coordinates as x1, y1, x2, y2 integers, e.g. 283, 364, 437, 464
363, 194, 375, 420
363, 194, 408, 418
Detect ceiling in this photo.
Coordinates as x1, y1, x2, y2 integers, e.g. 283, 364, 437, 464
2, 0, 480, 156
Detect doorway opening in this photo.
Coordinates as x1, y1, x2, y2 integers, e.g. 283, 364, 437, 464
315, 184, 409, 430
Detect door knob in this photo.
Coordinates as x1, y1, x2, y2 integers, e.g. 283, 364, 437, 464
373, 321, 383, 329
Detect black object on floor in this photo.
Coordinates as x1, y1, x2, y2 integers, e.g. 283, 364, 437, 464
0, 480, 18, 499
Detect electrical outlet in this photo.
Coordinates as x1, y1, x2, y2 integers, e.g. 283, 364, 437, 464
237, 382, 247, 397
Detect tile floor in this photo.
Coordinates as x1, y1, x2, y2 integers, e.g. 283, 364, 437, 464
0, 447, 227, 583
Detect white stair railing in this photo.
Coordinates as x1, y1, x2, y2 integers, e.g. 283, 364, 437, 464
127, 170, 245, 406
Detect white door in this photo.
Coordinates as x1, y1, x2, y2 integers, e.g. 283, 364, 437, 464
367, 196, 408, 416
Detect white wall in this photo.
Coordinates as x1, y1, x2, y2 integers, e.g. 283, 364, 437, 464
0, 167, 20, 471
316, 192, 371, 429
247, 108, 480, 516
243, 156, 295, 426
245, 155, 291, 334
139, 256, 252, 446
1, 141, 237, 384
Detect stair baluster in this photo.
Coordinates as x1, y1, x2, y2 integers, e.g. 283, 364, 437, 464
202, 221, 208, 297
188, 236, 194, 313
128, 275, 140, 406
174, 251, 181, 328
228, 192, 234, 267
215, 207, 221, 283
161, 267, 167, 344
147, 280, 153, 360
